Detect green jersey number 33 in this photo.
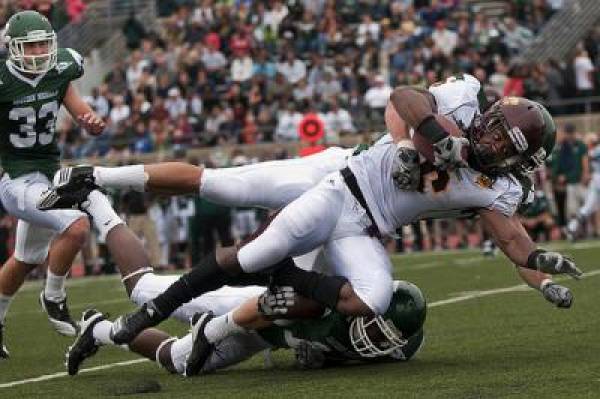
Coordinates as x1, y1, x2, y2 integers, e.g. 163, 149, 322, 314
9, 100, 58, 148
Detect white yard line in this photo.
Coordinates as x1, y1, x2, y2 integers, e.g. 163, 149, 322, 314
429, 268, 600, 308
2, 266, 599, 390
0, 359, 148, 389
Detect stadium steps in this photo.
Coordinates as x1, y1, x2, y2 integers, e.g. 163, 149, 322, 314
462, 0, 511, 19
521, 0, 600, 63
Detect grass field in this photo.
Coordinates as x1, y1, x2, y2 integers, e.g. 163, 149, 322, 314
1, 241, 599, 398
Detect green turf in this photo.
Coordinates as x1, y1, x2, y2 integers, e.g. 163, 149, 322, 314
1, 241, 599, 398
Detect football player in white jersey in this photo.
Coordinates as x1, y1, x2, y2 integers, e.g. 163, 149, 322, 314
39, 74, 481, 215
567, 136, 600, 239
86, 94, 583, 352
40, 74, 581, 345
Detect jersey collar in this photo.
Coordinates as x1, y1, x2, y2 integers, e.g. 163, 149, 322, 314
6, 60, 48, 88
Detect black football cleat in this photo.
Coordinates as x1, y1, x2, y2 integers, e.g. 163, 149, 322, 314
66, 309, 106, 375
0, 323, 9, 359
39, 291, 79, 336
110, 302, 164, 345
37, 165, 98, 211
184, 312, 215, 377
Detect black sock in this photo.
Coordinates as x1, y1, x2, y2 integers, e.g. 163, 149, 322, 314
151, 251, 231, 317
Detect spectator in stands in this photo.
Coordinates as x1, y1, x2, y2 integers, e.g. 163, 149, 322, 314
293, 78, 315, 102
275, 101, 302, 142
230, 51, 254, 83
364, 74, 392, 125
501, 17, 533, 55
323, 98, 355, 142
277, 50, 307, 84
431, 19, 458, 57
316, 71, 342, 101
551, 123, 589, 225
202, 42, 228, 84
574, 47, 596, 99
165, 87, 187, 120
356, 14, 380, 47
131, 121, 154, 154
109, 95, 130, 126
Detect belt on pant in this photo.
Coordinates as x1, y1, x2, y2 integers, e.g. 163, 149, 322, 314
340, 167, 381, 239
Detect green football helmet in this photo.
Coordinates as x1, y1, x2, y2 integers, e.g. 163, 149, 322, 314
4, 10, 57, 74
349, 280, 427, 358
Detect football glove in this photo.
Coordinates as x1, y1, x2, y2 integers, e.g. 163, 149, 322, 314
541, 281, 573, 308
392, 146, 420, 190
529, 250, 583, 279
294, 340, 326, 370
432, 136, 469, 170
257, 286, 295, 316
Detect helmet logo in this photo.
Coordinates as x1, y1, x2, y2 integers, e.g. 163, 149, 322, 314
507, 126, 528, 154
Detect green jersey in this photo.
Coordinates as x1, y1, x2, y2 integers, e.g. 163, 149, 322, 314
259, 310, 422, 363
0, 47, 83, 179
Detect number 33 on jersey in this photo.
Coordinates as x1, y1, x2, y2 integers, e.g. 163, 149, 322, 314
0, 47, 83, 179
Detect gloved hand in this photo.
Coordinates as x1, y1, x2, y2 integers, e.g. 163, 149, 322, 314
432, 136, 469, 170
257, 286, 295, 316
541, 281, 573, 308
392, 146, 420, 190
294, 340, 326, 370
531, 251, 583, 279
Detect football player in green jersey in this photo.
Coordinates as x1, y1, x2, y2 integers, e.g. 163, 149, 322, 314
68, 283, 426, 376
60, 208, 424, 376
0, 10, 105, 358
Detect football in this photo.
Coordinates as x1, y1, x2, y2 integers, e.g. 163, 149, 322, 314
412, 114, 467, 164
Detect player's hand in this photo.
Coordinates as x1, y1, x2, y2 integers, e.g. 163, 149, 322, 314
432, 136, 469, 170
257, 286, 295, 316
77, 112, 105, 135
541, 281, 573, 308
294, 340, 326, 370
533, 251, 583, 280
392, 146, 420, 190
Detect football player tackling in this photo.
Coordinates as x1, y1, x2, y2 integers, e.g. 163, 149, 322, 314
0, 11, 105, 358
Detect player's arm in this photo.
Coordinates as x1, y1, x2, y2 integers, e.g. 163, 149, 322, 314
479, 209, 582, 307
63, 83, 105, 135
389, 86, 468, 169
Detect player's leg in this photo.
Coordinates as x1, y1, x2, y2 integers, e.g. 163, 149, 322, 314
0, 173, 91, 335
111, 177, 347, 343
47, 148, 350, 210
567, 184, 599, 239
0, 254, 38, 359
324, 235, 395, 315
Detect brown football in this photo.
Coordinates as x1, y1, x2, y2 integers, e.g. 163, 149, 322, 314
412, 114, 466, 164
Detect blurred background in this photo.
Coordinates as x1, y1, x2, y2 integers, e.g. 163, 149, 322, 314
1, 0, 599, 276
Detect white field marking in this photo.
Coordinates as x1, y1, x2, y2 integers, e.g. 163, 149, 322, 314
2, 266, 599, 389
429, 268, 600, 308
0, 359, 148, 389
389, 239, 600, 261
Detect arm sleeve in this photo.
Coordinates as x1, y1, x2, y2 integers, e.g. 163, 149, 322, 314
65, 48, 84, 80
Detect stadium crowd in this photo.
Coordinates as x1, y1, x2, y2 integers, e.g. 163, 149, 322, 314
0, 0, 600, 273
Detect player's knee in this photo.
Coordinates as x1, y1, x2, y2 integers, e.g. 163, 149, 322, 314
64, 217, 90, 247
338, 276, 393, 316
336, 283, 374, 317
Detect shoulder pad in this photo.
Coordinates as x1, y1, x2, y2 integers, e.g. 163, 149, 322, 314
56, 48, 84, 80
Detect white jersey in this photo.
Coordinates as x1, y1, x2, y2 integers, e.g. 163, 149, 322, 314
428, 73, 482, 130
348, 136, 523, 235
350, 72, 516, 235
